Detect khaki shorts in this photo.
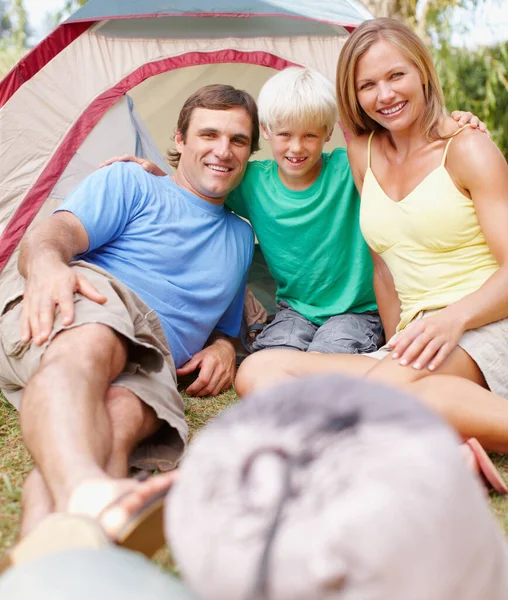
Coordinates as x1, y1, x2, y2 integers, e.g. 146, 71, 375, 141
0, 261, 187, 471
366, 309, 508, 399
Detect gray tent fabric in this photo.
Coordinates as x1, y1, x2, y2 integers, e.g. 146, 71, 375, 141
67, 0, 372, 26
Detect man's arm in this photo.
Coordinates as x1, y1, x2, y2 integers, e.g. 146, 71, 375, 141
18, 211, 106, 345
177, 249, 253, 397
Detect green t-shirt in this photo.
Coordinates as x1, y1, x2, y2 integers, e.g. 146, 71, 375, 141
226, 148, 377, 325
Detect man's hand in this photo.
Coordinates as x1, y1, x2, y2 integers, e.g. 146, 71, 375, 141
21, 261, 107, 345
176, 338, 236, 397
387, 309, 465, 372
451, 111, 490, 136
99, 155, 167, 177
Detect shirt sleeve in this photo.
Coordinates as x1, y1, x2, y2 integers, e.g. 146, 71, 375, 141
54, 163, 142, 252
225, 183, 249, 219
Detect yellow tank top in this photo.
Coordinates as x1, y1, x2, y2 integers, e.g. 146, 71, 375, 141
360, 126, 499, 331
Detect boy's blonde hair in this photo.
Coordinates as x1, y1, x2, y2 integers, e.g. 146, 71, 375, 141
258, 67, 338, 134
336, 18, 446, 140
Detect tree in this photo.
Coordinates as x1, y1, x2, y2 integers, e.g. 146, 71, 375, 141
10, 0, 28, 51
0, 0, 12, 39
0, 0, 30, 78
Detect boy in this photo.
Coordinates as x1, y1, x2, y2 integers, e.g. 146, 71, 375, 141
226, 67, 381, 354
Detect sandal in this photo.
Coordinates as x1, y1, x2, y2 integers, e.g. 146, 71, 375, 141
464, 438, 508, 495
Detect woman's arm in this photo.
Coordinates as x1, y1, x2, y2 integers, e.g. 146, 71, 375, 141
347, 136, 401, 341
446, 128, 508, 328
371, 250, 400, 341
389, 128, 508, 370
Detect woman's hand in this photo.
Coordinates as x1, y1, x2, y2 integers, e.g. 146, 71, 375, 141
387, 309, 466, 372
99, 155, 168, 176
450, 110, 490, 137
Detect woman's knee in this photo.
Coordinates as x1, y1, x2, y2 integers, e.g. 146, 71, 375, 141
235, 350, 294, 397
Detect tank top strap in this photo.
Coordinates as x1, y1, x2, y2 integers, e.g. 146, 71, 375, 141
441, 123, 471, 166
367, 131, 376, 169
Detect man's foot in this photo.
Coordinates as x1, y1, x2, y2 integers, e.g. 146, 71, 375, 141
461, 438, 508, 495
0, 514, 108, 575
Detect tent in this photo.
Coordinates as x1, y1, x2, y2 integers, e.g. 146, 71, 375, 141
0, 0, 371, 299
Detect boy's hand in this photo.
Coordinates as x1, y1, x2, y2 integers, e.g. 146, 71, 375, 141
451, 111, 490, 137
99, 155, 168, 176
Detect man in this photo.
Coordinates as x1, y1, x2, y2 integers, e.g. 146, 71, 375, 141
0, 84, 257, 537
2, 375, 508, 599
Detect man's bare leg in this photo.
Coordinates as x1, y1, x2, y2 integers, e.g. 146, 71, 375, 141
103, 385, 161, 478
19, 469, 53, 538
19, 323, 128, 518
20, 384, 161, 535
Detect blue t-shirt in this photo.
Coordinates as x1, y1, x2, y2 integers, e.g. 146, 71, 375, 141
57, 163, 254, 368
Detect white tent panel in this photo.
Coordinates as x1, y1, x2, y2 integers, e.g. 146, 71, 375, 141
0, 27, 347, 239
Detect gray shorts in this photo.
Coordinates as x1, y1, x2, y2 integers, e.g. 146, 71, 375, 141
367, 309, 508, 399
0, 261, 187, 471
251, 301, 383, 354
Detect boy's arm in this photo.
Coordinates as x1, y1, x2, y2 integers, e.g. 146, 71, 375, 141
99, 155, 168, 176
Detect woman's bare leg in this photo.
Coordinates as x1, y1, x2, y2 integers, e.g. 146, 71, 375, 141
236, 344, 508, 452
235, 350, 376, 396
407, 375, 508, 453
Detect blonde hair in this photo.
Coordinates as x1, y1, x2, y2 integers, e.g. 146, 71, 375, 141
336, 18, 446, 140
258, 67, 338, 134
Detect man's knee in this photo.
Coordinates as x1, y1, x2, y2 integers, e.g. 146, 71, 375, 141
41, 323, 127, 379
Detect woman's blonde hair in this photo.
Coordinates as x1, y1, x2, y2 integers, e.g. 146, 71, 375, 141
336, 18, 446, 140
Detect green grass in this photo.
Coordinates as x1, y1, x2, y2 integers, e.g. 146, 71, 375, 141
0, 391, 33, 554
2, 387, 508, 563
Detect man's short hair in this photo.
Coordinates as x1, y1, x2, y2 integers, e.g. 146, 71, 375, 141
167, 375, 508, 600
167, 84, 260, 168
258, 67, 338, 135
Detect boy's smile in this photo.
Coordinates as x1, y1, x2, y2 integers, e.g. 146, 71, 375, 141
263, 123, 332, 191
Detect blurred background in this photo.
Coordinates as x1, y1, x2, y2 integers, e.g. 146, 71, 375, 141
1, 0, 507, 157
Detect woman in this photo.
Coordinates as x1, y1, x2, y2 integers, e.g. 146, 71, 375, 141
236, 18, 508, 492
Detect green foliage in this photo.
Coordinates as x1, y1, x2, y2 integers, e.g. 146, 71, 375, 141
0, 0, 31, 79
0, 0, 12, 39
434, 41, 508, 159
